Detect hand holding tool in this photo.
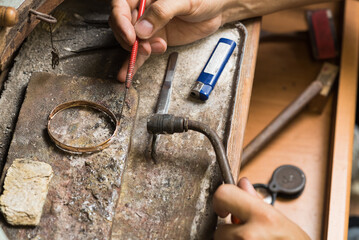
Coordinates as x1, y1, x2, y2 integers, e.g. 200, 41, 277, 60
119, 0, 146, 119
125, 0, 146, 89
0, 6, 18, 27
150, 52, 178, 162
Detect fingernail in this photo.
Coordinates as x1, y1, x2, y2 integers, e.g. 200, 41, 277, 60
135, 19, 153, 37
150, 42, 165, 53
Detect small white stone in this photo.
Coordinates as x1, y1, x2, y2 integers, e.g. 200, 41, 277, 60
0, 159, 53, 226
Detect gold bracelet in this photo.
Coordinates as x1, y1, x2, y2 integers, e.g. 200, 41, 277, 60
47, 100, 119, 154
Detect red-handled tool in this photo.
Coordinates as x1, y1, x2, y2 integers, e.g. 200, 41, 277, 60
125, 0, 147, 88
119, 0, 147, 118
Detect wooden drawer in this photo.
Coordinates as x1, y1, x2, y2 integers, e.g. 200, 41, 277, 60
237, 1, 359, 239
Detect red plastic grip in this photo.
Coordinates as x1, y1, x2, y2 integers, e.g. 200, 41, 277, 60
125, 0, 147, 89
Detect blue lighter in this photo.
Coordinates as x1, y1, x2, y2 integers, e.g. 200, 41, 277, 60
190, 38, 236, 101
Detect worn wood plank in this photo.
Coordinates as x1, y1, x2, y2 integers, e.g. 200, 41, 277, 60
227, 18, 261, 182
324, 0, 359, 239
0, 0, 64, 70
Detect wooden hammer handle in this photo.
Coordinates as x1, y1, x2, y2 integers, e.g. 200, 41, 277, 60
0, 6, 18, 27
241, 80, 324, 167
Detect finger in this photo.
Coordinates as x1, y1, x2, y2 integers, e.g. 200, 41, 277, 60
238, 177, 258, 198
149, 36, 167, 54
110, 22, 132, 51
213, 184, 263, 221
110, 15, 151, 54
134, 0, 192, 39
117, 52, 151, 82
214, 224, 249, 240
131, 9, 138, 25
138, 40, 151, 55
110, 0, 137, 45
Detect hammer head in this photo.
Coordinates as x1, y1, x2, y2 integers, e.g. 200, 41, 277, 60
308, 62, 338, 113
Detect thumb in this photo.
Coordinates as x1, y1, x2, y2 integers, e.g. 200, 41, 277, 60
213, 184, 265, 222
134, 0, 191, 39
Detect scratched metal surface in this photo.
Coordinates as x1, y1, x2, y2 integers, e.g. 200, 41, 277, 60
0, 0, 122, 170
0, 73, 138, 239
0, 0, 137, 239
112, 26, 246, 239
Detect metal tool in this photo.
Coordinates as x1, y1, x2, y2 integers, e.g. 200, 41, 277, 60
190, 38, 236, 101
147, 114, 241, 223
147, 114, 235, 185
119, 0, 146, 121
253, 165, 306, 205
64, 44, 120, 54
150, 52, 178, 161
73, 13, 109, 27
241, 62, 338, 167
28, 9, 59, 69
0, 6, 18, 27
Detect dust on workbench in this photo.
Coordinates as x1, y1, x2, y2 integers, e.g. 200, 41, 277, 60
0, 0, 124, 166
0, 0, 135, 239
49, 106, 117, 147
0, 0, 245, 238
112, 28, 244, 239
0, 72, 138, 239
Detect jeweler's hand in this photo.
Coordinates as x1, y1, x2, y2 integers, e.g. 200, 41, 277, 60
109, 0, 237, 82
109, 0, 339, 82
213, 178, 310, 240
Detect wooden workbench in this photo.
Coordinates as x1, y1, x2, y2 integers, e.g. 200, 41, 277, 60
0, 0, 262, 238
239, 1, 359, 239
0, 0, 357, 239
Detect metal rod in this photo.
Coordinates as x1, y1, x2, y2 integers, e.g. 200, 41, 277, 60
151, 52, 178, 161
188, 120, 235, 185
29, 9, 57, 24
241, 80, 324, 167
119, 0, 146, 123
147, 114, 235, 185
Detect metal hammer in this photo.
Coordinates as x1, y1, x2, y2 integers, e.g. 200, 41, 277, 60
241, 62, 338, 167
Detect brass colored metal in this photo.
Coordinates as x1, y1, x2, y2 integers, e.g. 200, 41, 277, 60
47, 100, 119, 154
28, 9, 57, 24
0, 6, 18, 27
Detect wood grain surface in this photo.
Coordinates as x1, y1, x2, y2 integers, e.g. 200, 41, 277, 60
324, 0, 359, 239
239, 2, 358, 238
226, 18, 261, 182
0, 0, 64, 70
239, 6, 340, 237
